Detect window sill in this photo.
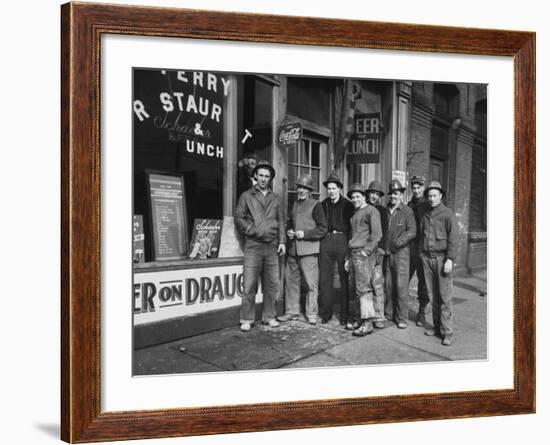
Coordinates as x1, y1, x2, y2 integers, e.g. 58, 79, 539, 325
134, 256, 244, 273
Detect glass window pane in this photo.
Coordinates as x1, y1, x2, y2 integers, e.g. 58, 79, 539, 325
300, 140, 309, 165
288, 145, 298, 164
288, 165, 298, 190
311, 142, 320, 167
311, 169, 320, 193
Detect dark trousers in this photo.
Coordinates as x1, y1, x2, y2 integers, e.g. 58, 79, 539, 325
410, 247, 429, 314
319, 233, 349, 321
384, 248, 411, 323
421, 254, 454, 335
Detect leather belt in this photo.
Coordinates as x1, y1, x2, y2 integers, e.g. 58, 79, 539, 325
328, 230, 344, 234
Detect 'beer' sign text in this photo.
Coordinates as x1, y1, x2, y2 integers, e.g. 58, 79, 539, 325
347, 112, 382, 164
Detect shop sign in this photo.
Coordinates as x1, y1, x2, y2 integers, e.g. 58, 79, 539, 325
134, 265, 262, 325
278, 122, 302, 146
133, 70, 229, 162
347, 112, 381, 163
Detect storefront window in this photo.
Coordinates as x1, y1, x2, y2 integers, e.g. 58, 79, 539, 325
236, 76, 274, 198
288, 135, 322, 211
133, 68, 229, 261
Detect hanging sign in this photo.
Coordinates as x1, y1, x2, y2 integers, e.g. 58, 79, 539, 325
346, 112, 381, 163
278, 122, 302, 146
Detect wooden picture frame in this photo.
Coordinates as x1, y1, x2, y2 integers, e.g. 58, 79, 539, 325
61, 2, 535, 442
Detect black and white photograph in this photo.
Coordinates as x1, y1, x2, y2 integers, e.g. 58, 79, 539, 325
132, 68, 488, 376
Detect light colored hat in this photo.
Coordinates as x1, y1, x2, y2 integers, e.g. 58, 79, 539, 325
295, 173, 315, 191
424, 180, 445, 197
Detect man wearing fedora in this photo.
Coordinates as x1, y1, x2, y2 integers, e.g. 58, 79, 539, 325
318, 172, 355, 325
419, 181, 459, 346
408, 175, 429, 327
344, 183, 382, 336
235, 160, 286, 332
278, 173, 327, 325
380, 180, 417, 329
365, 180, 389, 329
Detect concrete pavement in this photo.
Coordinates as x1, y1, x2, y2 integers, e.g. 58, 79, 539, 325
134, 271, 487, 375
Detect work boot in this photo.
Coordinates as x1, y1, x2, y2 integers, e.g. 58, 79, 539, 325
424, 328, 441, 337
352, 321, 374, 337
277, 313, 299, 322
374, 320, 385, 329
416, 312, 426, 327
240, 322, 252, 332
263, 319, 280, 328
442, 333, 455, 346
345, 320, 361, 331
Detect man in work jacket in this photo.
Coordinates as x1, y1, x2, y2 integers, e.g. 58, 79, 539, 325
419, 181, 459, 346
319, 172, 354, 325
407, 175, 429, 327
381, 180, 417, 329
365, 180, 389, 329
344, 183, 382, 336
234, 161, 286, 332
278, 174, 328, 325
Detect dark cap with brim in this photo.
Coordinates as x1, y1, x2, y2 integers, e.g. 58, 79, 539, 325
347, 183, 366, 199
252, 161, 276, 179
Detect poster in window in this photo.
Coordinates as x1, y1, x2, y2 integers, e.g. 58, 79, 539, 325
133, 215, 145, 263
188, 219, 223, 259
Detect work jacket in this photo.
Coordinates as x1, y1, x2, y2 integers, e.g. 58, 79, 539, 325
419, 203, 459, 261
348, 204, 382, 254
235, 185, 286, 245
381, 202, 416, 254
287, 197, 328, 256
408, 196, 428, 251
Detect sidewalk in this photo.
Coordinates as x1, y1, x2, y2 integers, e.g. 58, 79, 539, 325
134, 271, 487, 375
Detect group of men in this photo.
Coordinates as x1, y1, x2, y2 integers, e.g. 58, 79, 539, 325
234, 160, 458, 347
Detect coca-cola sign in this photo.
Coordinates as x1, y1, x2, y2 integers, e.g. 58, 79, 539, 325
278, 122, 302, 146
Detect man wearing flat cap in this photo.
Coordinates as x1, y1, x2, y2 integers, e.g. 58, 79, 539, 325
344, 183, 382, 336
235, 160, 286, 332
380, 180, 416, 329
419, 181, 459, 346
278, 173, 327, 325
318, 172, 354, 325
407, 175, 429, 327
365, 180, 389, 329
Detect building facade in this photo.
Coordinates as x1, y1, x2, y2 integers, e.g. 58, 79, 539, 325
132, 69, 487, 347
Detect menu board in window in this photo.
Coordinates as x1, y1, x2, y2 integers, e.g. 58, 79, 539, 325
146, 172, 189, 261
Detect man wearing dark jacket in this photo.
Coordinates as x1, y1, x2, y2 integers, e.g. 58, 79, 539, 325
278, 174, 327, 325
234, 161, 286, 332
366, 180, 389, 329
407, 175, 429, 326
318, 172, 354, 325
381, 180, 417, 329
420, 181, 459, 346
